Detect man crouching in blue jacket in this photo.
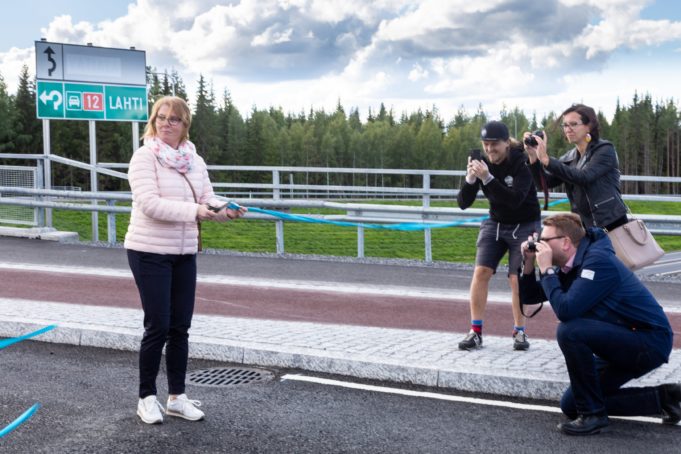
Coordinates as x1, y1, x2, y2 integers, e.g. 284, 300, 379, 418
518, 212, 680, 435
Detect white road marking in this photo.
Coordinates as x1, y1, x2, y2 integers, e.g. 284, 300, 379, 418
280, 374, 669, 425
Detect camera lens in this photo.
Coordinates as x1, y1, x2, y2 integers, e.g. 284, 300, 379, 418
528, 241, 536, 252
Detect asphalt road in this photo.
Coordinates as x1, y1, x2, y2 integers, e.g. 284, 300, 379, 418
1, 341, 679, 453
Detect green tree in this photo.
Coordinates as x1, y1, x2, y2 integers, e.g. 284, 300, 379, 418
171, 70, 188, 101
0, 72, 14, 152
190, 75, 220, 163
13, 65, 41, 154
146, 66, 162, 103
217, 89, 245, 167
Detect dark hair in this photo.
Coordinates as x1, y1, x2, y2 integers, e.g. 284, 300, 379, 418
559, 103, 600, 142
543, 212, 585, 245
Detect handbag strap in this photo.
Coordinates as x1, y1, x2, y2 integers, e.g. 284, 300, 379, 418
620, 220, 650, 246
179, 173, 202, 252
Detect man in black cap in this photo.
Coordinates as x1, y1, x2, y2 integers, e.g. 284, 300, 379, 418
457, 120, 541, 351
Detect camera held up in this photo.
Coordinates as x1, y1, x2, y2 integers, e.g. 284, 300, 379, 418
524, 130, 545, 147
469, 148, 483, 161
527, 232, 539, 252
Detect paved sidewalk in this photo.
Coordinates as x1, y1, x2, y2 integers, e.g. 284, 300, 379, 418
1, 297, 679, 402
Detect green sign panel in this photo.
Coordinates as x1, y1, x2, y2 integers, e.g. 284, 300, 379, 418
37, 80, 148, 122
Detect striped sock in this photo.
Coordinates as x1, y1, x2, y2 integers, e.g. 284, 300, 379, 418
471, 320, 483, 334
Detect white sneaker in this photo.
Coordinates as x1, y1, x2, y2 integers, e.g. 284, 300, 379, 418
137, 395, 164, 424
166, 394, 205, 421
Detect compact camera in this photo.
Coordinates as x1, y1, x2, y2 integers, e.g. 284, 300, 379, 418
524, 130, 545, 147
527, 232, 539, 252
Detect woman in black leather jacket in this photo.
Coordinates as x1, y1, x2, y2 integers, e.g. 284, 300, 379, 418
524, 104, 628, 231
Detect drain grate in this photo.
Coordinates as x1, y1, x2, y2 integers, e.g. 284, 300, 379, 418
187, 367, 275, 387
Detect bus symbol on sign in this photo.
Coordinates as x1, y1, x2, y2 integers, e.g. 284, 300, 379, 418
83, 92, 103, 111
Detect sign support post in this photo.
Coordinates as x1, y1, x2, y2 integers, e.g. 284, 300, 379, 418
35, 40, 147, 241
41, 119, 52, 227
89, 120, 98, 241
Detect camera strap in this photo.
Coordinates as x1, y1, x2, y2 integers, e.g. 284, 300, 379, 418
538, 170, 549, 211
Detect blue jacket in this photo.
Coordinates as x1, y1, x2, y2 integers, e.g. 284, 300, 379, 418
519, 228, 672, 335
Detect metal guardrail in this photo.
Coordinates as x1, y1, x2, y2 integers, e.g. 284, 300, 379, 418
2, 154, 681, 260
2, 186, 681, 261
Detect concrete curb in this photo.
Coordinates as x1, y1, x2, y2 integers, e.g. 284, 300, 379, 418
0, 314, 571, 402
0, 226, 79, 242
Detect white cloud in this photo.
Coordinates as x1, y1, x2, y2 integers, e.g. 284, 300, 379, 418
0, 46, 34, 89
251, 26, 294, 46
2, 0, 681, 125
408, 63, 428, 82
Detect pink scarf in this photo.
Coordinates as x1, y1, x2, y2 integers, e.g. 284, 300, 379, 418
144, 137, 195, 174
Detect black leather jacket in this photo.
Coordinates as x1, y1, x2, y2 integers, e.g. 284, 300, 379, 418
530, 139, 627, 228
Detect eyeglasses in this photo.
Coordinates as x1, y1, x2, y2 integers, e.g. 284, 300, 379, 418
560, 121, 583, 130
156, 114, 182, 126
540, 235, 565, 242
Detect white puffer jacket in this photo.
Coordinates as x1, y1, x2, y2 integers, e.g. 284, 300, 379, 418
124, 144, 218, 254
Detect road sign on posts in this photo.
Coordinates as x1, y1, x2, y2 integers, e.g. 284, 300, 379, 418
36, 81, 64, 119
36, 81, 148, 121
35, 41, 147, 122
34, 40, 148, 240
105, 85, 148, 121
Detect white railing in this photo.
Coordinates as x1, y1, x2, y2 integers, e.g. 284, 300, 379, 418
2, 154, 681, 261
2, 186, 681, 262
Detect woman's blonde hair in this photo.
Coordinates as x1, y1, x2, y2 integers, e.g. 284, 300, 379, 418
143, 96, 192, 144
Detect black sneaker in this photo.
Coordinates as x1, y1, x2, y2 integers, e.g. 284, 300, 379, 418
513, 330, 530, 350
458, 330, 482, 350
659, 383, 681, 425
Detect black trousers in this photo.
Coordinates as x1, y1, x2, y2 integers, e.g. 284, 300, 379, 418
127, 249, 197, 399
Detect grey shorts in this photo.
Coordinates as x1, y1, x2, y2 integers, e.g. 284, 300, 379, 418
475, 219, 541, 276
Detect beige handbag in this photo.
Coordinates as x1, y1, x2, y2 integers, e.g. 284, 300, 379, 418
607, 218, 664, 270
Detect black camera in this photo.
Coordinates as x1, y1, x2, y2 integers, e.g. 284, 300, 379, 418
524, 130, 544, 147
469, 148, 483, 161
527, 232, 539, 252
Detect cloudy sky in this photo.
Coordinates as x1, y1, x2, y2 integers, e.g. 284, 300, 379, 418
2, 0, 681, 124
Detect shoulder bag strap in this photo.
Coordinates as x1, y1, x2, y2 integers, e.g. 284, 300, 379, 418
179, 172, 202, 252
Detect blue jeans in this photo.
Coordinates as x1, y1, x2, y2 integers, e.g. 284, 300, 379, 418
127, 250, 197, 399
557, 318, 672, 417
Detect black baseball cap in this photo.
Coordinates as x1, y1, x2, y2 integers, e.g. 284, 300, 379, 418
481, 121, 509, 141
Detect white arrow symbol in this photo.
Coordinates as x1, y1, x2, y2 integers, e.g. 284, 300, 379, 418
39, 90, 63, 109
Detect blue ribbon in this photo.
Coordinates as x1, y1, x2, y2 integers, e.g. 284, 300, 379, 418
0, 325, 57, 350
0, 325, 56, 438
232, 198, 570, 231
0, 404, 41, 439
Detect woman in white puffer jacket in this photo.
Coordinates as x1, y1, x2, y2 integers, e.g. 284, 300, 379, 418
125, 96, 246, 425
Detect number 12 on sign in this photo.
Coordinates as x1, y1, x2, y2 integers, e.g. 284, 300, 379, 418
83, 93, 103, 111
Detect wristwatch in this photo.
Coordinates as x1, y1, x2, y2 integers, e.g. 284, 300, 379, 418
542, 267, 556, 277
